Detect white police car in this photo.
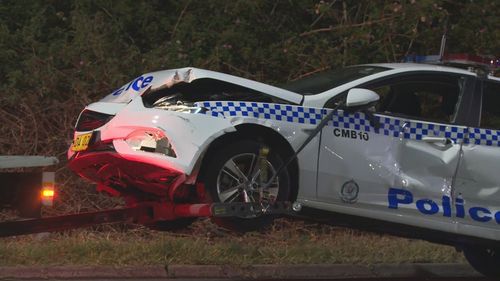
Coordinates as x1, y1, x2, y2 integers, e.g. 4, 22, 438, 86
69, 55, 500, 277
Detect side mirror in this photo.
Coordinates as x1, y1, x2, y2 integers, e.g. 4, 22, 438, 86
345, 88, 379, 109
345, 88, 381, 129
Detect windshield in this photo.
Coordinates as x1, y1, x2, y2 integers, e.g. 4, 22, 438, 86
282, 66, 389, 95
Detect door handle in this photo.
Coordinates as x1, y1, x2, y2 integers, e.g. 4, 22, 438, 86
422, 136, 453, 145
400, 122, 410, 132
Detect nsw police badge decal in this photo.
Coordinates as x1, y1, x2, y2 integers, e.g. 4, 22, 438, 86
340, 180, 359, 203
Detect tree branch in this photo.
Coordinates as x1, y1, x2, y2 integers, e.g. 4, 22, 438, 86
300, 17, 395, 37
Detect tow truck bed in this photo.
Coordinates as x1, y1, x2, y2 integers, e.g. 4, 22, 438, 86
0, 202, 291, 237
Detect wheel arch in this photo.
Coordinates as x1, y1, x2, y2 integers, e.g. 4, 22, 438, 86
197, 123, 299, 201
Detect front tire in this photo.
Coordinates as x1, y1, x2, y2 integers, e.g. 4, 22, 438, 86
463, 246, 500, 278
203, 140, 290, 232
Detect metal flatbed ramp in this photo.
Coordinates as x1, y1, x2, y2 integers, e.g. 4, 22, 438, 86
0, 202, 291, 237
0, 206, 149, 237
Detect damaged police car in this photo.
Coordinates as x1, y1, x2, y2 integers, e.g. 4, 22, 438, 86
69, 58, 500, 277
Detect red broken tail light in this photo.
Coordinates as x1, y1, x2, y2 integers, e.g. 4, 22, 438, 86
75, 110, 114, 132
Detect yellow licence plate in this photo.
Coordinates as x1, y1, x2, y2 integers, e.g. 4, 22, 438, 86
71, 133, 92, 152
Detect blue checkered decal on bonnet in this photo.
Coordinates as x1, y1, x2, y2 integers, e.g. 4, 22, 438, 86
194, 101, 491, 146
196, 101, 326, 125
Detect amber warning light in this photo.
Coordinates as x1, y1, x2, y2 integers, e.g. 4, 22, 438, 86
42, 189, 55, 197
41, 172, 55, 207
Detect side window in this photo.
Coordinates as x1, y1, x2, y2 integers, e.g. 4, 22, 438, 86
372, 77, 464, 123
325, 73, 465, 124
479, 80, 500, 129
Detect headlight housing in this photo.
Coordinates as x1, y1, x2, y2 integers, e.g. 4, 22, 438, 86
157, 105, 207, 114
150, 96, 207, 114
125, 130, 176, 157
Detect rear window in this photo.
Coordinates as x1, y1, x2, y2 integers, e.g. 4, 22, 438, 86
282, 66, 389, 95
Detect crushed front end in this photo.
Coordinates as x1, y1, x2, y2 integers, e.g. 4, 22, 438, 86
68, 67, 300, 202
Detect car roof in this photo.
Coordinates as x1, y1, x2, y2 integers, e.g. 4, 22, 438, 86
488, 75, 500, 82
366, 63, 478, 76
301, 63, 486, 107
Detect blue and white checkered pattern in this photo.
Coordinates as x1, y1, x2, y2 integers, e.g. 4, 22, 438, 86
445, 125, 468, 144
196, 101, 326, 125
330, 111, 467, 143
330, 112, 372, 132
377, 116, 404, 138
467, 128, 500, 146
195, 101, 493, 146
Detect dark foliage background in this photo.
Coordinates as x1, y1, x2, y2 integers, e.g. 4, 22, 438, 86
0, 0, 498, 213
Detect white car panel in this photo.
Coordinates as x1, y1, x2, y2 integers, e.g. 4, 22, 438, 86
456, 131, 500, 232
316, 110, 466, 231
86, 102, 128, 116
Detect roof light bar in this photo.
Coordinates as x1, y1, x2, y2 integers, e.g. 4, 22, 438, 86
403, 55, 441, 64
403, 53, 499, 75
443, 54, 499, 68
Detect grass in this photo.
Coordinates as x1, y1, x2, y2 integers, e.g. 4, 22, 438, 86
0, 219, 465, 266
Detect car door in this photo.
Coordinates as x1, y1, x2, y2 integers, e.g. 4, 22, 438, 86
314, 72, 473, 230
454, 79, 500, 237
